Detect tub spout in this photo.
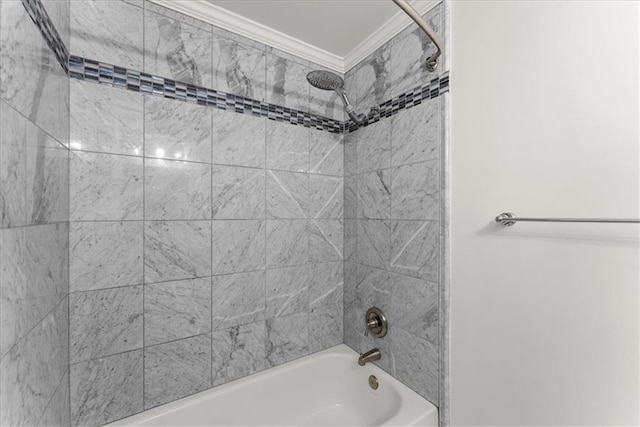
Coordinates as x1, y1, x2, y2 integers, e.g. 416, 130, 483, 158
358, 348, 381, 366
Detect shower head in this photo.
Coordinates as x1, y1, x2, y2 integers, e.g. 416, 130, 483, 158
306, 70, 344, 91
306, 70, 366, 125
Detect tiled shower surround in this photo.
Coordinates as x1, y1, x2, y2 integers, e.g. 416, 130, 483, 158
342, 2, 448, 411
0, 0, 449, 426
67, 2, 345, 424
0, 0, 71, 425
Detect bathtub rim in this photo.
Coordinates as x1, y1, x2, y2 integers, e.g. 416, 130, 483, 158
106, 343, 438, 427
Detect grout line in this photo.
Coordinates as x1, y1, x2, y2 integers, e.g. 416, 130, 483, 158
0, 294, 68, 361
263, 102, 268, 358
141, 0, 147, 399
210, 81, 215, 385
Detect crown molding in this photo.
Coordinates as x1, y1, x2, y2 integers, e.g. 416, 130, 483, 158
148, 0, 440, 74
343, 0, 440, 72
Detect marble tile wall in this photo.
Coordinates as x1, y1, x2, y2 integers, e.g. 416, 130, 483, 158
67, 1, 345, 425
5, 0, 447, 424
0, 0, 71, 425
342, 2, 447, 409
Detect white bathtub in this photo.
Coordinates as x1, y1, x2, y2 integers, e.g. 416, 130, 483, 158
107, 344, 438, 426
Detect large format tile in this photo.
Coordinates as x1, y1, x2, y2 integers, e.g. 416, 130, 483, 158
308, 261, 343, 309
145, 278, 211, 346
344, 132, 357, 177
357, 170, 391, 220
0, 1, 69, 143
266, 48, 310, 112
38, 371, 70, 427
266, 311, 308, 367
343, 261, 357, 309
266, 220, 308, 268
390, 220, 439, 282
145, 221, 212, 283
0, 103, 26, 228
266, 170, 309, 219
344, 219, 357, 263
145, 0, 209, 30
70, 221, 143, 292
390, 5, 443, 98
266, 265, 309, 319
70, 286, 143, 363
354, 265, 393, 312
1, 102, 66, 226
310, 175, 343, 219
309, 303, 342, 353
144, 334, 212, 409
391, 160, 439, 220
145, 159, 211, 220
344, 176, 357, 219
70, 151, 143, 221
211, 322, 266, 386
0, 224, 68, 356
211, 270, 265, 330
70, 79, 143, 156
26, 134, 69, 225
355, 119, 391, 174
144, 10, 212, 86
265, 120, 309, 172
145, 96, 211, 163
393, 328, 439, 404
354, 43, 392, 115
212, 165, 265, 219
70, 0, 144, 70
390, 98, 440, 167
211, 220, 265, 274
0, 299, 68, 427
390, 274, 439, 345
70, 350, 143, 427
212, 35, 266, 100
212, 111, 265, 168
211, 24, 265, 51
309, 219, 343, 263
310, 129, 343, 176
357, 220, 391, 270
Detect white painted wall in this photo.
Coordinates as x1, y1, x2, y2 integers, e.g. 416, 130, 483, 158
449, 1, 640, 425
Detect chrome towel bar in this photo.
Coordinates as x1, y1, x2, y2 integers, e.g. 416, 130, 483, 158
495, 212, 640, 227
392, 0, 443, 71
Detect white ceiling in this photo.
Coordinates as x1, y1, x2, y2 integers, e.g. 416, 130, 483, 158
208, 1, 401, 58
153, 0, 437, 72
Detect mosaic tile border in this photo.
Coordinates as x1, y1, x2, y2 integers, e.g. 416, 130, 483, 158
22, 0, 449, 134
21, 0, 69, 72
346, 73, 449, 133
68, 55, 345, 134
69, 55, 449, 134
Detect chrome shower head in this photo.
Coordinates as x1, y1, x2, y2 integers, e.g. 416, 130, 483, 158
306, 70, 344, 91
306, 70, 366, 125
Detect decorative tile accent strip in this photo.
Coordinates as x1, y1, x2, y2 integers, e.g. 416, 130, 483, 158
21, 0, 69, 72
69, 55, 449, 134
23, 0, 449, 134
69, 55, 345, 134
345, 72, 449, 133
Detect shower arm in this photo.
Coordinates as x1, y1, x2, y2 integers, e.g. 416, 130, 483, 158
392, 0, 443, 72
336, 88, 366, 125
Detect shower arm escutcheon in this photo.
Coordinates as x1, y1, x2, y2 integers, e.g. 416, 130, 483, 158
392, 0, 443, 72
